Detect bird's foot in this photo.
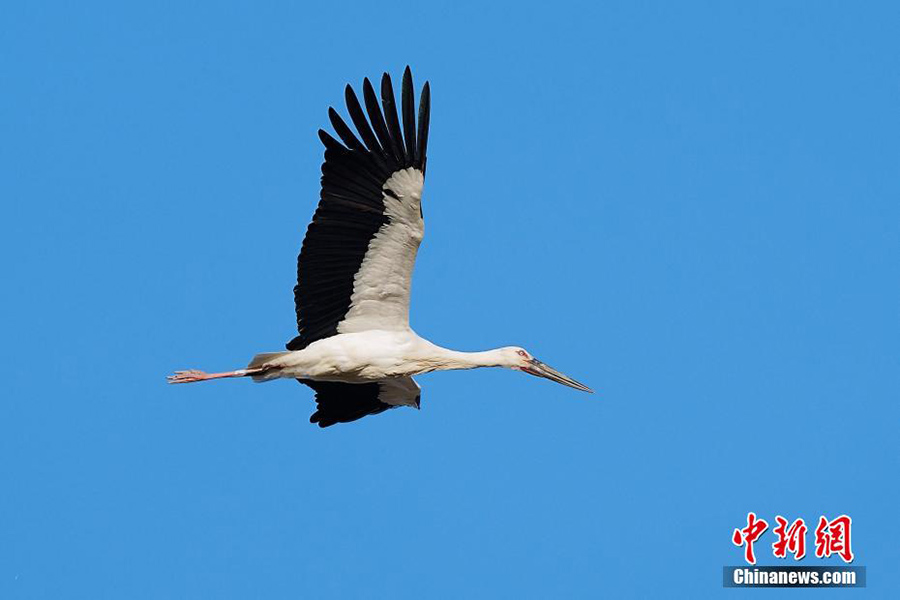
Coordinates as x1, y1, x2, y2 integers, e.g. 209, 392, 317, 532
167, 369, 210, 384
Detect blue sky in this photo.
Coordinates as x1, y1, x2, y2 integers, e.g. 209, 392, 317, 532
2, 1, 898, 598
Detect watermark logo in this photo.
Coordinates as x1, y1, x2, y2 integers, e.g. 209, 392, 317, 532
725, 512, 864, 588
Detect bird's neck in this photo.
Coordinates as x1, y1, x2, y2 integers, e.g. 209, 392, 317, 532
425, 347, 508, 372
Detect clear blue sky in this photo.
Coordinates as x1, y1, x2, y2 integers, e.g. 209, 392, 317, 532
2, 1, 898, 598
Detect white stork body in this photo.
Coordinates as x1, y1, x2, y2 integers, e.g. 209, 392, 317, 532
170, 67, 591, 427
249, 330, 513, 383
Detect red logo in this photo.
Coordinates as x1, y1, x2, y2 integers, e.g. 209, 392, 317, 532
733, 513, 854, 564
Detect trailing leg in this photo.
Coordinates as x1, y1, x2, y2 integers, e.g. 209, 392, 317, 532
167, 368, 263, 384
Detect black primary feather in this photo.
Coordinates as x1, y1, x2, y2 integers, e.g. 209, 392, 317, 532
401, 66, 417, 164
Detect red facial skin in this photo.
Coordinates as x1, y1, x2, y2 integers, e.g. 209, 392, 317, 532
516, 350, 540, 375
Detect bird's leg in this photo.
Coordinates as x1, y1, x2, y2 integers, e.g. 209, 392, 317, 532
167, 368, 263, 384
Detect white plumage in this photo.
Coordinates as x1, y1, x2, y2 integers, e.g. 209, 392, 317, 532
169, 67, 591, 427
339, 167, 424, 334
251, 331, 519, 383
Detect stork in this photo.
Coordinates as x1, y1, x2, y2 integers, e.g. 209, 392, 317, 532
169, 67, 592, 427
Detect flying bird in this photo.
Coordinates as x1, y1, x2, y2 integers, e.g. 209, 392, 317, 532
169, 67, 592, 426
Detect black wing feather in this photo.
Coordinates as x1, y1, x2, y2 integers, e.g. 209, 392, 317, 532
363, 78, 400, 170
328, 108, 365, 152
416, 81, 431, 172
401, 66, 417, 164
380, 73, 407, 164
299, 379, 421, 428
345, 85, 384, 159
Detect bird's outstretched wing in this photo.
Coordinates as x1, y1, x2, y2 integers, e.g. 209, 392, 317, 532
288, 67, 431, 351
298, 377, 421, 428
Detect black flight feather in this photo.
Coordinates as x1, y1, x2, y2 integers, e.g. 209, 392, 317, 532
401, 66, 417, 163
380, 73, 406, 164
416, 81, 431, 171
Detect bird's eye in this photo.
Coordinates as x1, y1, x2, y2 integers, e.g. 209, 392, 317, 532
517, 350, 527, 357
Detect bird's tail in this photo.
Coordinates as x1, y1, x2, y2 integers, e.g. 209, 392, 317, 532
247, 352, 290, 382
247, 352, 289, 369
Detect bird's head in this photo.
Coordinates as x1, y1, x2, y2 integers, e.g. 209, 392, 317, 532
499, 347, 593, 393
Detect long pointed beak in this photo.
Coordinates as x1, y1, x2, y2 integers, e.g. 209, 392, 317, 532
524, 358, 593, 393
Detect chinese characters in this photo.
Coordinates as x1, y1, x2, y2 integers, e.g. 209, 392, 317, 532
732, 513, 853, 564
